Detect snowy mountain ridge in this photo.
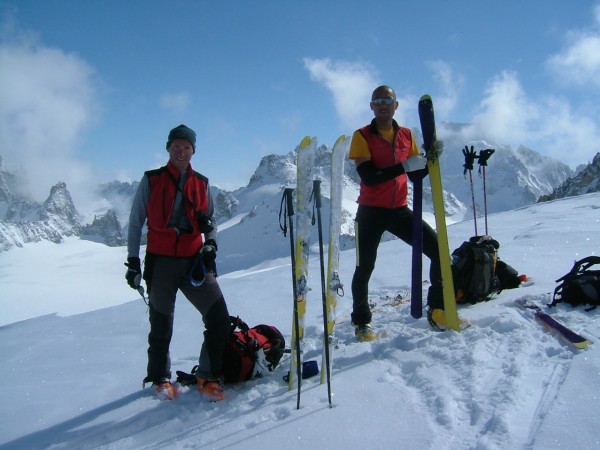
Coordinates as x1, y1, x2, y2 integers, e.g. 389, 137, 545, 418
0, 181, 81, 251
0, 137, 579, 263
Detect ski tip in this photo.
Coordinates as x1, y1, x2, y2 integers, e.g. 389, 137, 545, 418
419, 94, 432, 102
573, 340, 592, 349
334, 134, 347, 146
299, 135, 312, 148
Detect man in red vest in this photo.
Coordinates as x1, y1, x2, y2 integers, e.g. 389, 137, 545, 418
126, 124, 230, 401
349, 86, 445, 341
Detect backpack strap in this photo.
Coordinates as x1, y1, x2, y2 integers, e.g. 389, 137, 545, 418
555, 256, 600, 283
551, 256, 600, 307
229, 316, 249, 333
573, 256, 600, 273
175, 365, 200, 386
550, 284, 565, 307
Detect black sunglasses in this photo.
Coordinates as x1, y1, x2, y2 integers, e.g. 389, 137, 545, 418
371, 97, 396, 105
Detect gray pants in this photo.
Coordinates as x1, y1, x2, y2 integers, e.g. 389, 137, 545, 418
144, 254, 230, 383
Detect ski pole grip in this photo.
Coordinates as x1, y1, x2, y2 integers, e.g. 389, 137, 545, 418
284, 188, 295, 216
312, 180, 322, 208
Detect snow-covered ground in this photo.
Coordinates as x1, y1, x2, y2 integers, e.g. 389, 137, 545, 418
1, 193, 599, 449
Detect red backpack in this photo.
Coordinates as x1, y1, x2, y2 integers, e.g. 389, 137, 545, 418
176, 316, 286, 385
222, 316, 286, 382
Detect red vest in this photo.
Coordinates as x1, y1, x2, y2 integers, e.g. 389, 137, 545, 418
145, 162, 209, 257
357, 123, 413, 208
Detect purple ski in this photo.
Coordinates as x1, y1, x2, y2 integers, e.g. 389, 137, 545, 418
516, 298, 591, 349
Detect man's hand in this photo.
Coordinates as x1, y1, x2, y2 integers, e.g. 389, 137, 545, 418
124, 257, 142, 289
200, 239, 217, 264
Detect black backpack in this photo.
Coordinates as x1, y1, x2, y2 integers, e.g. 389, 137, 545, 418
176, 316, 286, 385
452, 235, 519, 304
550, 256, 600, 310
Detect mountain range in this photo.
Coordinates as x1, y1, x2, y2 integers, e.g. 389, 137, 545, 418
0, 137, 597, 273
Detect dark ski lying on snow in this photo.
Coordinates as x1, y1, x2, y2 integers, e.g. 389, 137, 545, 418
516, 298, 591, 349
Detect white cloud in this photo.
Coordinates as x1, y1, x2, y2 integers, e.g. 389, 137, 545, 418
159, 92, 191, 114
462, 71, 599, 168
303, 58, 379, 130
303, 57, 466, 133
304, 48, 599, 169
0, 26, 100, 202
466, 71, 537, 143
426, 60, 464, 119
546, 4, 600, 88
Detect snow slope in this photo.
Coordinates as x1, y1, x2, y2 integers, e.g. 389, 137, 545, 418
1, 193, 599, 449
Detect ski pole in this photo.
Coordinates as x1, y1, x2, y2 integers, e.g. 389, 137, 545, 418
462, 145, 479, 236
311, 180, 333, 408
478, 149, 495, 235
280, 188, 303, 409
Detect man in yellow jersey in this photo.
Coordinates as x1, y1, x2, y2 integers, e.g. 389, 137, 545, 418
349, 85, 445, 341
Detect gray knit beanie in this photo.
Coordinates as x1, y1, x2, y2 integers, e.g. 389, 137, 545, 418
166, 124, 196, 152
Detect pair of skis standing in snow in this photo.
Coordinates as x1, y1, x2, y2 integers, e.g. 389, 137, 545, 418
279, 134, 349, 409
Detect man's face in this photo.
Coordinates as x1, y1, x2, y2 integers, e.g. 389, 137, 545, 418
167, 139, 194, 171
370, 89, 398, 121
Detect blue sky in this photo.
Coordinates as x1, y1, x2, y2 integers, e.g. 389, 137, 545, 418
1, 1, 600, 202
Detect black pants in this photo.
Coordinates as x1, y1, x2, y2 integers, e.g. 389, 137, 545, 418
351, 205, 443, 325
144, 255, 230, 383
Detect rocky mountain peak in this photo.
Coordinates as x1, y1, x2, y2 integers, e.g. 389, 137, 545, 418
40, 181, 80, 226
248, 152, 296, 186
539, 152, 600, 202
80, 209, 125, 246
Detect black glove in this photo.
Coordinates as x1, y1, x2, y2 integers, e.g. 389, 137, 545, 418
478, 148, 495, 167
462, 145, 477, 174
124, 257, 142, 289
200, 239, 217, 264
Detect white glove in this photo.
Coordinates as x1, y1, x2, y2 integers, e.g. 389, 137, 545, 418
402, 155, 427, 172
